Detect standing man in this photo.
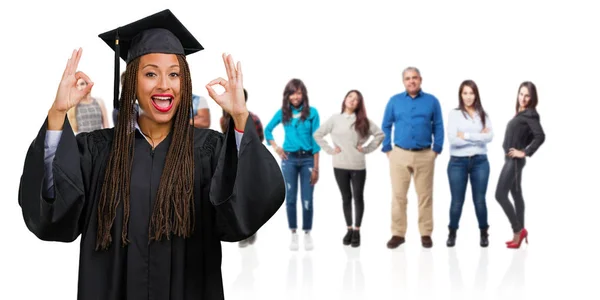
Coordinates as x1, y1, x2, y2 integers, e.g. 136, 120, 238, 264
381, 67, 444, 249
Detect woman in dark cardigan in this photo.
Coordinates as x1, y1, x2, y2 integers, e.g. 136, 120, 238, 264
495, 81, 546, 249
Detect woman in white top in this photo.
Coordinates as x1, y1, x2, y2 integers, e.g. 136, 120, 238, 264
313, 90, 384, 247
446, 80, 493, 248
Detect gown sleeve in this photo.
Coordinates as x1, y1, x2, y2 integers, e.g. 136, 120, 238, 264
209, 117, 286, 242
18, 117, 92, 242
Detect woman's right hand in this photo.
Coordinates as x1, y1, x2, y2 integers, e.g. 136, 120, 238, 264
52, 48, 93, 113
333, 146, 341, 154
275, 146, 288, 160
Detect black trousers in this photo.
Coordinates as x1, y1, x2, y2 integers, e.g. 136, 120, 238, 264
495, 157, 527, 233
334, 168, 367, 227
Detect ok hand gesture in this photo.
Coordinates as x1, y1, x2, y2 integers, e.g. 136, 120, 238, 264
206, 53, 249, 130
52, 48, 93, 113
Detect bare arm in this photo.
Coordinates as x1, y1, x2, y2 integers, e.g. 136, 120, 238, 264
65, 107, 78, 133
311, 152, 320, 185
191, 108, 211, 128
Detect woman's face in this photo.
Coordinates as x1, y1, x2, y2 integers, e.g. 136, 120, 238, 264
76, 78, 88, 91
344, 92, 359, 113
461, 85, 475, 108
518, 86, 530, 108
288, 89, 303, 108
136, 53, 181, 125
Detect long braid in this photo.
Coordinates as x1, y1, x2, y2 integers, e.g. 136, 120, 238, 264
95, 58, 139, 251
148, 54, 195, 242
95, 55, 196, 250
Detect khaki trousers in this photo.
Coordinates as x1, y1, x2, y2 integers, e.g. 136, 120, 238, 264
389, 146, 436, 237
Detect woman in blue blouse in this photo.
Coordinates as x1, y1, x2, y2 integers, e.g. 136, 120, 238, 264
446, 80, 493, 247
265, 78, 320, 251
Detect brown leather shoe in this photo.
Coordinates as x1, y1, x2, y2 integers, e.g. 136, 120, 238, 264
421, 236, 433, 248
387, 236, 405, 249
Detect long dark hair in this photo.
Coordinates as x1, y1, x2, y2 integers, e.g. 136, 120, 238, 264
96, 54, 195, 251
458, 80, 487, 127
281, 79, 310, 124
341, 90, 370, 138
515, 81, 538, 114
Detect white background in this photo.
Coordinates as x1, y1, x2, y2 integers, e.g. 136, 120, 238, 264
1, 0, 599, 299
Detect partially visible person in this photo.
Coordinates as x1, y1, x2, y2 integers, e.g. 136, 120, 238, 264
190, 94, 211, 128
313, 90, 384, 248
495, 81, 545, 249
67, 78, 109, 134
112, 71, 139, 127
220, 89, 264, 141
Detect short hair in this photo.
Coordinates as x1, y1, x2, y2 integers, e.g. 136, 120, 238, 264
243, 88, 248, 102
402, 67, 421, 78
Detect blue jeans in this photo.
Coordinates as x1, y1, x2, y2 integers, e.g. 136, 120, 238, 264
281, 152, 314, 231
447, 154, 490, 230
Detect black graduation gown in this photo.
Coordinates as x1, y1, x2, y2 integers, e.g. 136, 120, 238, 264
18, 116, 285, 300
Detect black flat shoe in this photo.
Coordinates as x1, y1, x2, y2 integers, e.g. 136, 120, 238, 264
351, 230, 360, 247
343, 229, 352, 246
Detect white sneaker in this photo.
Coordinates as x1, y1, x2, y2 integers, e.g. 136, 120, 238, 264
290, 232, 299, 251
304, 232, 314, 251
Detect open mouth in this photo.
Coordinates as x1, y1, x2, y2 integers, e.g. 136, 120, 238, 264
151, 94, 174, 113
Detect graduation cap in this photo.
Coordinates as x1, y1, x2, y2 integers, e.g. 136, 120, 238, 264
98, 9, 204, 108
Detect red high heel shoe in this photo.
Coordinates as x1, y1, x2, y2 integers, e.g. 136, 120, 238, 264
507, 228, 528, 249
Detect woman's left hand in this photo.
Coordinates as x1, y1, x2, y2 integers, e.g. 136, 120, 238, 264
357, 145, 364, 152
508, 148, 525, 158
206, 53, 248, 128
310, 169, 319, 185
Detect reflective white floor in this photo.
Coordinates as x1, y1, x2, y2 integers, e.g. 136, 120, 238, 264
221, 232, 596, 300
4, 151, 598, 299
4, 149, 599, 300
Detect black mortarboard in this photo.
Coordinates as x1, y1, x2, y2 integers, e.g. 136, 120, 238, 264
98, 9, 204, 108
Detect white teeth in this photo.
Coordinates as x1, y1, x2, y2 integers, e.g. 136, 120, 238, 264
152, 96, 172, 109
